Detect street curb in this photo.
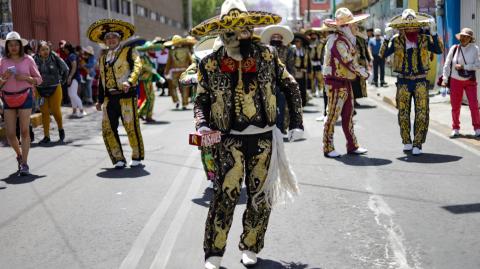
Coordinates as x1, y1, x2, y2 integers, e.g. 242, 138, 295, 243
0, 113, 42, 140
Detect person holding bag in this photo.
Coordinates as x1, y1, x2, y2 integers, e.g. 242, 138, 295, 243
34, 41, 69, 144
0, 31, 43, 176
441, 28, 480, 137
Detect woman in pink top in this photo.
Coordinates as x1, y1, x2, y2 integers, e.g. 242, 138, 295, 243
0, 32, 42, 177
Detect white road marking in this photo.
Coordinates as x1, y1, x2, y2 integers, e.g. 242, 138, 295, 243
119, 149, 198, 269
148, 170, 205, 269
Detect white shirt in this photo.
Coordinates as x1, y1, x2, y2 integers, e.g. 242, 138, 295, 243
155, 49, 169, 65
443, 43, 480, 81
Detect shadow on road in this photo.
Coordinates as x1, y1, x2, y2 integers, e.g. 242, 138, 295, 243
442, 203, 480, 214
334, 155, 392, 166
192, 186, 247, 208
302, 109, 320, 114
2, 173, 46, 184
355, 104, 377, 109
397, 153, 462, 164
31, 140, 73, 148
142, 120, 171, 125
255, 259, 320, 269
96, 166, 150, 179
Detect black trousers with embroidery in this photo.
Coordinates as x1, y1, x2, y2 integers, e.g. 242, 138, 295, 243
204, 131, 273, 259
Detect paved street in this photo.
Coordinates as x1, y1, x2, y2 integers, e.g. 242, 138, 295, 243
1, 86, 480, 269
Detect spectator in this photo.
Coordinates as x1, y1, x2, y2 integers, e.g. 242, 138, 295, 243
81, 46, 96, 105
369, 28, 387, 87
441, 28, 480, 137
63, 42, 86, 118
34, 40, 69, 144
0, 31, 43, 177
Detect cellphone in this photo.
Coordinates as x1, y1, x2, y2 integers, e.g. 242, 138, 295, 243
7, 66, 16, 75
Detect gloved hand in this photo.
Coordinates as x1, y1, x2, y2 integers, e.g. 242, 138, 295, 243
358, 67, 369, 79
287, 128, 304, 142
385, 27, 394, 40
429, 19, 437, 35
197, 126, 212, 134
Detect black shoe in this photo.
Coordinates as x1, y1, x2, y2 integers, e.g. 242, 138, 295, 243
374, 83, 379, 87
39, 136, 51, 144
381, 82, 388, 87
59, 129, 65, 142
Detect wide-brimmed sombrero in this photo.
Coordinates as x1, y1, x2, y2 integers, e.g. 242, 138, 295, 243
164, 35, 197, 47
123, 37, 146, 48
324, 7, 369, 26
136, 41, 164, 52
153, 36, 166, 44
305, 24, 335, 35
260, 25, 294, 46
87, 19, 135, 43
293, 32, 309, 46
193, 36, 223, 61
190, 0, 281, 37
388, 9, 432, 29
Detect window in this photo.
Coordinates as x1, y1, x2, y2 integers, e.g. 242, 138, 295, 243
176, 22, 182, 29
396, 0, 403, 8
159, 15, 165, 24
136, 4, 145, 16
312, 0, 327, 3
150, 12, 158, 21
121, 0, 131, 16
167, 18, 172, 26
110, 0, 119, 13
95, 0, 107, 9
80, 0, 93, 4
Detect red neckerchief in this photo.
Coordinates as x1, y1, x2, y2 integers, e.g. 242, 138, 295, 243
220, 57, 257, 73
405, 32, 419, 44
148, 52, 156, 58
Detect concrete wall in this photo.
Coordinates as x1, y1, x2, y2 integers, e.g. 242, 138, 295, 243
78, 2, 132, 54
133, 0, 186, 40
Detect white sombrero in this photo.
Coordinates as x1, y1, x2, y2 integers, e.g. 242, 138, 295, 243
324, 7, 369, 26
260, 25, 294, 46
193, 36, 223, 62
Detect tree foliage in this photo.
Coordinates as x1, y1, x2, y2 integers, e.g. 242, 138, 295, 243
192, 0, 223, 26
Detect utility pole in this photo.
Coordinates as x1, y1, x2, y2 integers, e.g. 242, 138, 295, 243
130, 0, 135, 25
188, 0, 192, 30
307, 0, 311, 23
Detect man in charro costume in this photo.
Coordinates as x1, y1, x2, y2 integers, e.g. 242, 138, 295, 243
191, 0, 303, 268
351, 27, 373, 108
136, 41, 163, 122
88, 19, 144, 169
164, 35, 195, 109
322, 8, 370, 158
379, 9, 442, 155
260, 25, 295, 134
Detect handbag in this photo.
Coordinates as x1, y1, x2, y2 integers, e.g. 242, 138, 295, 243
437, 45, 458, 87
1, 88, 31, 108
458, 47, 476, 80
37, 85, 57, 97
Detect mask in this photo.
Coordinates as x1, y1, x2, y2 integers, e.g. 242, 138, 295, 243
270, 40, 283, 47
405, 31, 419, 43
239, 39, 253, 58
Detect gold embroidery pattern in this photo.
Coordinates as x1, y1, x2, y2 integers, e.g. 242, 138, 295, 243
205, 58, 218, 73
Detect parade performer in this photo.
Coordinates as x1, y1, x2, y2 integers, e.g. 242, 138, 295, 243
380, 9, 442, 155
88, 19, 144, 168
136, 41, 163, 122
164, 35, 195, 109
322, 8, 370, 158
191, 0, 304, 267
292, 32, 310, 106
260, 25, 295, 134
351, 27, 372, 107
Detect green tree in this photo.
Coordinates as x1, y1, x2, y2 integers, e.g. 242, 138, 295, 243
192, 0, 225, 26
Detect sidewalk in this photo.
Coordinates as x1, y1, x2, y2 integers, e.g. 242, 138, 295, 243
368, 75, 480, 148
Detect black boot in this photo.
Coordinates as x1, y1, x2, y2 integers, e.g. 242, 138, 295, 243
59, 129, 65, 142
39, 136, 51, 144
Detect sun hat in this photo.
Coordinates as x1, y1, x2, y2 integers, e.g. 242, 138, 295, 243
374, 28, 382, 35
83, 46, 95, 55
0, 31, 28, 47
164, 35, 197, 47
190, 0, 281, 37
456, 28, 475, 43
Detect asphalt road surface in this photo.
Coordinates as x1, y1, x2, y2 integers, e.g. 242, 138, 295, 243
1, 91, 479, 269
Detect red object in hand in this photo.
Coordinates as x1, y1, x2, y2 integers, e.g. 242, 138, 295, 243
189, 131, 222, 147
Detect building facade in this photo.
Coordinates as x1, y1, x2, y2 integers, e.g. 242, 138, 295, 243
299, 0, 332, 27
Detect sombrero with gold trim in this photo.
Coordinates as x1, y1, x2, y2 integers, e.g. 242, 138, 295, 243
87, 19, 135, 43
136, 41, 164, 52
190, 0, 281, 37
305, 24, 335, 35
164, 35, 197, 47
388, 9, 432, 29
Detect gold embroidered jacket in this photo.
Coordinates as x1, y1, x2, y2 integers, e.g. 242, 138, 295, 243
98, 46, 142, 103
164, 47, 193, 77
379, 33, 442, 75
322, 33, 364, 81
194, 43, 303, 133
